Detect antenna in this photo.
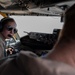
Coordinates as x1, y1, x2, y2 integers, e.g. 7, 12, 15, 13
23, 31, 29, 34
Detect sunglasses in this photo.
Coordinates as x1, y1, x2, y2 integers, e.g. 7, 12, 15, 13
6, 26, 17, 34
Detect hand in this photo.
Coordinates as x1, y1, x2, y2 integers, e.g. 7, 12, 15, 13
6, 47, 14, 55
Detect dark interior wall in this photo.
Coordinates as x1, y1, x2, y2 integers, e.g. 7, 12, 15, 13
31, 0, 71, 5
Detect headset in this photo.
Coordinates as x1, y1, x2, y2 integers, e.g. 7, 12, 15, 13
0, 17, 14, 32
0, 21, 3, 32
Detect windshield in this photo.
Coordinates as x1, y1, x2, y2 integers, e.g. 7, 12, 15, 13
10, 16, 63, 37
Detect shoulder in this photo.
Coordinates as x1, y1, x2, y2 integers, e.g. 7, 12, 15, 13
0, 51, 75, 75
16, 51, 75, 75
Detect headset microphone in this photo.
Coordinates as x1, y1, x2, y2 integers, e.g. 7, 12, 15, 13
8, 34, 16, 42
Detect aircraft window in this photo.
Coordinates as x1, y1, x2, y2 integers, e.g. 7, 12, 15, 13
10, 16, 63, 37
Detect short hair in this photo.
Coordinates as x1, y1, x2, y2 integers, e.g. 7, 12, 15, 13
58, 4, 75, 43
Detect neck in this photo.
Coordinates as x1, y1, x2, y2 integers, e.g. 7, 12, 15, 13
46, 40, 75, 67
0, 33, 5, 41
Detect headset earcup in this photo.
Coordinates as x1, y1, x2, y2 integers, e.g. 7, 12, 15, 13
0, 21, 2, 32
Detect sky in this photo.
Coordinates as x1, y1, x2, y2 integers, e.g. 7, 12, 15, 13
0, 15, 63, 37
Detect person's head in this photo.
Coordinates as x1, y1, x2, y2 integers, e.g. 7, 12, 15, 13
0, 17, 17, 39
57, 4, 75, 44
46, 4, 75, 66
